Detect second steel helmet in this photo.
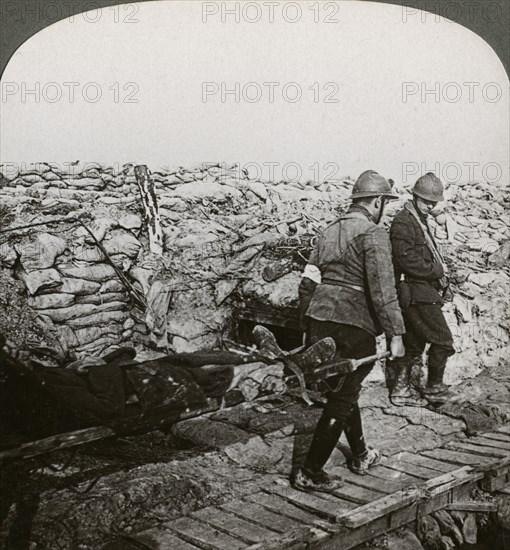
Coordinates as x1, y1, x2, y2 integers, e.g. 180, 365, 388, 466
412, 173, 444, 202
351, 170, 398, 200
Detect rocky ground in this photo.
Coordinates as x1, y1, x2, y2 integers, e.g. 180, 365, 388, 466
1, 363, 508, 550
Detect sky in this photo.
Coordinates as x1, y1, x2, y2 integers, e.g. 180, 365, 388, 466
0, 0, 508, 186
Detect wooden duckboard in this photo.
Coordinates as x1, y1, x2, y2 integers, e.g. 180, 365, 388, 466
125, 425, 510, 550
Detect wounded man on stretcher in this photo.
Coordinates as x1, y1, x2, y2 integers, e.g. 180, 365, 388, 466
0, 328, 338, 443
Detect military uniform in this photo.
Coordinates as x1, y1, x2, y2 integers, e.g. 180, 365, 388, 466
293, 171, 405, 493
390, 201, 455, 395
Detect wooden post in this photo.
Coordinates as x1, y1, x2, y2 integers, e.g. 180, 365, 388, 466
133, 165, 163, 255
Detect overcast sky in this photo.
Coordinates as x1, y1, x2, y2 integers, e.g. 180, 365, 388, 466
1, 0, 508, 186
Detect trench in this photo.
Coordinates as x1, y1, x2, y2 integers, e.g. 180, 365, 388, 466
458, 527, 509, 550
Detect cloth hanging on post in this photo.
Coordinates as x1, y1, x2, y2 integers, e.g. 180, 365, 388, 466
145, 280, 172, 349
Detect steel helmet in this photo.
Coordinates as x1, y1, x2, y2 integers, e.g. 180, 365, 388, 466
413, 173, 444, 202
351, 170, 398, 200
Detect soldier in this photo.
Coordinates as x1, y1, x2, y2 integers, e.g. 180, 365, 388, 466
293, 170, 406, 494
389, 173, 456, 406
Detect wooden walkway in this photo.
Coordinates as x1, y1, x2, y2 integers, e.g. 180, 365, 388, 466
113, 425, 510, 550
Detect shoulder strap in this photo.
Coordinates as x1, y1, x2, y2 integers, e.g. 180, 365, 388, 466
404, 202, 449, 286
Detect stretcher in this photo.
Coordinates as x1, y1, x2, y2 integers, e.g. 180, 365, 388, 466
0, 329, 389, 464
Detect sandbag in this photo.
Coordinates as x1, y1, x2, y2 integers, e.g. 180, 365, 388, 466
58, 264, 118, 282
15, 233, 67, 272
28, 293, 75, 310
19, 268, 62, 295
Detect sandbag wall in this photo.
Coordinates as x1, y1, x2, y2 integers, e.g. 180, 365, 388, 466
0, 162, 508, 388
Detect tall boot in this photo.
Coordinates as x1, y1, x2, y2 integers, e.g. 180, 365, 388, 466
292, 414, 344, 494
427, 364, 446, 388
390, 363, 426, 407
423, 364, 461, 405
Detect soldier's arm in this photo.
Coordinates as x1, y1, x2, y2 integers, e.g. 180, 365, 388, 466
390, 218, 444, 281
364, 227, 405, 338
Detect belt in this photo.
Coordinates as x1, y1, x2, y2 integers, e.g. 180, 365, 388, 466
322, 278, 365, 293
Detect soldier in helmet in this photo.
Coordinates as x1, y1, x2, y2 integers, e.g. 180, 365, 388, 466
389, 173, 456, 406
293, 170, 406, 494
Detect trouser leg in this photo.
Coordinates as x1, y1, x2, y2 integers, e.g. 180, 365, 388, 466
402, 304, 458, 403
303, 384, 370, 474
303, 413, 344, 474
303, 321, 376, 472
427, 343, 455, 387
411, 304, 455, 389
343, 402, 367, 458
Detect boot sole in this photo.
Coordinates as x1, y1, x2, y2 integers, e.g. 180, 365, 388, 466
289, 338, 336, 370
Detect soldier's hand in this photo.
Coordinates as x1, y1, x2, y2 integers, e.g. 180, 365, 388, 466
389, 335, 405, 360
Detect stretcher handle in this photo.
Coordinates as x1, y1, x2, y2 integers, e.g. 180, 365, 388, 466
351, 351, 391, 369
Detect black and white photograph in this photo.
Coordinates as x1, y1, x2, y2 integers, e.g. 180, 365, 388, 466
0, 0, 509, 548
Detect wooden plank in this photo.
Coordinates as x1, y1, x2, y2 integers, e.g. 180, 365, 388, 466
165, 517, 247, 550
0, 396, 227, 463
469, 436, 510, 451
365, 464, 421, 486
485, 457, 510, 477
329, 481, 387, 505
244, 527, 321, 550
444, 502, 499, 512
382, 457, 441, 480
0, 426, 115, 461
420, 448, 492, 467
426, 468, 484, 497
330, 466, 402, 494
103, 539, 149, 550
134, 527, 204, 550
392, 452, 457, 473
191, 507, 278, 544
480, 432, 510, 443
220, 501, 302, 533
446, 440, 509, 459
318, 478, 478, 550
246, 493, 340, 534
338, 466, 481, 529
261, 481, 354, 522
497, 425, 510, 436
481, 471, 510, 492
